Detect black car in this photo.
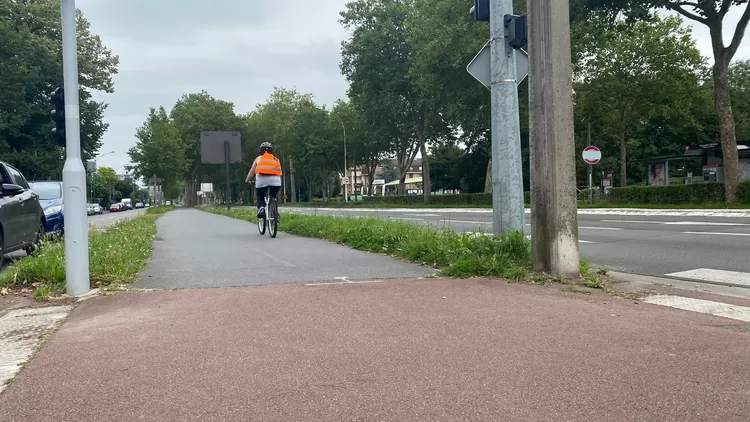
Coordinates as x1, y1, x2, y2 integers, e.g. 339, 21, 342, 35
0, 162, 45, 268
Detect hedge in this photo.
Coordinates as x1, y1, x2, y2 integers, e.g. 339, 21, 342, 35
578, 181, 750, 205
363, 192, 531, 206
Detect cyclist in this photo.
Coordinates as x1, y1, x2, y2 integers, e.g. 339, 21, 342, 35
245, 142, 283, 217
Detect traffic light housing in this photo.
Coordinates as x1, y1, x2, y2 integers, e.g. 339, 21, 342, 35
51, 87, 65, 147
504, 14, 527, 49
470, 0, 490, 22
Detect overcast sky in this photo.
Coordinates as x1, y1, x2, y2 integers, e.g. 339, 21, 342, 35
76, 1, 749, 175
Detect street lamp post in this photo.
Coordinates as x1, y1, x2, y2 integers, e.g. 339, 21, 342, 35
338, 117, 348, 202
90, 150, 115, 203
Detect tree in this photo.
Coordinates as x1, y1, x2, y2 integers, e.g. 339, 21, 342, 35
729, 60, 750, 141
593, 0, 750, 200
128, 106, 186, 201
340, 0, 444, 199
576, 14, 705, 185
0, 0, 118, 178
169, 91, 242, 206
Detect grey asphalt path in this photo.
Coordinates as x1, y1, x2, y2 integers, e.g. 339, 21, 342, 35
136, 208, 435, 290
2, 280, 749, 421
285, 207, 750, 279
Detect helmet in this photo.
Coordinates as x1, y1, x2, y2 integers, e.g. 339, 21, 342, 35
259, 142, 273, 154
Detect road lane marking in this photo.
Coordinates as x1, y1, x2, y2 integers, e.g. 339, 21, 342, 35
599, 219, 663, 224
664, 221, 750, 226
683, 231, 750, 236
579, 226, 622, 230
665, 268, 750, 288
444, 220, 491, 224
643, 294, 750, 322
522, 234, 593, 243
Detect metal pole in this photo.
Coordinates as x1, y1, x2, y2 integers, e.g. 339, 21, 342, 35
60, 0, 89, 296
490, 0, 525, 234
224, 140, 231, 210
588, 119, 593, 203
341, 119, 348, 202
528, 0, 580, 278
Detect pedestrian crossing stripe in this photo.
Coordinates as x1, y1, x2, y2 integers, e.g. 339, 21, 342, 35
643, 294, 750, 323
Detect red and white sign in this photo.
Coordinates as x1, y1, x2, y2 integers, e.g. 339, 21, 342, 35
582, 146, 601, 165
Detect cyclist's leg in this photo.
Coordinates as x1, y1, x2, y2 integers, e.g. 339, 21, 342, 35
256, 186, 268, 216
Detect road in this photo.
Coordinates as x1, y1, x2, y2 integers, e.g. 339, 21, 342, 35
284, 207, 750, 286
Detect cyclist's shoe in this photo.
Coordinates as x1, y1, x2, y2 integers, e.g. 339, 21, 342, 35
256, 208, 265, 218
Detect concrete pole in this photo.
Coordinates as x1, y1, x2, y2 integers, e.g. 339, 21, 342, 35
490, 0, 525, 234
528, 0, 580, 278
60, 0, 90, 296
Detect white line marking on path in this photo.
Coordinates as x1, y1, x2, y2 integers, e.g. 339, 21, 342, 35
683, 231, 750, 237
0, 306, 72, 393
306, 280, 383, 286
643, 294, 750, 322
445, 220, 491, 224
664, 221, 750, 226
665, 268, 750, 288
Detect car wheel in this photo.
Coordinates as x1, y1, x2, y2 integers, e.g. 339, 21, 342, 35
25, 219, 45, 256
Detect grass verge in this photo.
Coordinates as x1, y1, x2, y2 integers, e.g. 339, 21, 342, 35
0, 205, 175, 300
197, 205, 608, 289
281, 202, 748, 210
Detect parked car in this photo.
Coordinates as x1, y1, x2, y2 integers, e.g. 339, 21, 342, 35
28, 181, 64, 236
87, 203, 103, 215
135, 202, 144, 209
0, 162, 45, 266
144, 202, 150, 207
109, 203, 124, 212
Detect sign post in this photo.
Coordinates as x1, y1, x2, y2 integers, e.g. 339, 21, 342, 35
582, 146, 601, 203
200, 131, 242, 210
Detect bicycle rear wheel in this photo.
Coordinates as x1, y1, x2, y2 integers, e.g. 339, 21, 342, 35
257, 208, 266, 235
268, 199, 278, 238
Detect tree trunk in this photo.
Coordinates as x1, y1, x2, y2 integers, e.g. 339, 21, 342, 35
289, 157, 297, 203
419, 142, 431, 204
484, 158, 492, 193
713, 52, 740, 202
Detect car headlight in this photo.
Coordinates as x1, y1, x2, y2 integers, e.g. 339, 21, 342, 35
44, 205, 63, 216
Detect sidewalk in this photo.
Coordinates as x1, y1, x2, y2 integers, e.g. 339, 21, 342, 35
2, 278, 749, 421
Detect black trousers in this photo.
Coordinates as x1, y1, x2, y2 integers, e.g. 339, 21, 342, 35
256, 185, 280, 210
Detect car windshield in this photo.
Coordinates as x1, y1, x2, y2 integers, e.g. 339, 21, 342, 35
29, 182, 62, 200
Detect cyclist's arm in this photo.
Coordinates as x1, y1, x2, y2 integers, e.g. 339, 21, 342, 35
245, 157, 259, 183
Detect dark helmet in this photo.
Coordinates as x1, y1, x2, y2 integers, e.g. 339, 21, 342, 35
260, 142, 273, 154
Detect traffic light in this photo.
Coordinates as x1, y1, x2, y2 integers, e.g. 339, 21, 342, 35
504, 14, 527, 49
470, 0, 490, 22
51, 87, 65, 147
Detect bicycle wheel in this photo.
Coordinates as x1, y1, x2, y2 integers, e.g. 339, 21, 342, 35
268, 199, 278, 238
257, 208, 267, 235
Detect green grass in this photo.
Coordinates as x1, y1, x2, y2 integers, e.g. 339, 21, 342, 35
281, 201, 748, 210
198, 205, 607, 287
0, 205, 175, 300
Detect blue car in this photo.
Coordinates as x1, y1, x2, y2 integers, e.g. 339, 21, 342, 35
29, 181, 64, 236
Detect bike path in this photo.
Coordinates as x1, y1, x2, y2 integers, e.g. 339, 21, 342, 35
135, 208, 435, 290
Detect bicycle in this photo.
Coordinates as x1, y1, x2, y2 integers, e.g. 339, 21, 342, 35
253, 183, 279, 238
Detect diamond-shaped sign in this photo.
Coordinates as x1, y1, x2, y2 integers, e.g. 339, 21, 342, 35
467, 40, 528, 89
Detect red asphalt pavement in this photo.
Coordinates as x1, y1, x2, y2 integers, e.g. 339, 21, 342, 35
2, 278, 750, 421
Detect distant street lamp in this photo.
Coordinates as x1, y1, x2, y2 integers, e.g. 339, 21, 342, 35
90, 150, 114, 203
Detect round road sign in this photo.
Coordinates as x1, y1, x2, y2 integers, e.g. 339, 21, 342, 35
582, 146, 601, 165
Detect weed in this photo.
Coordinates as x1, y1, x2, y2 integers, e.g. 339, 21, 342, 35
564, 286, 592, 295
583, 276, 605, 289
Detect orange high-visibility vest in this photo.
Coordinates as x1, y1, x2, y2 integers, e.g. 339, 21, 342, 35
255, 152, 282, 176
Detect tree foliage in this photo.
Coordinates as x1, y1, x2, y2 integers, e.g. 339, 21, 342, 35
0, 0, 118, 179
